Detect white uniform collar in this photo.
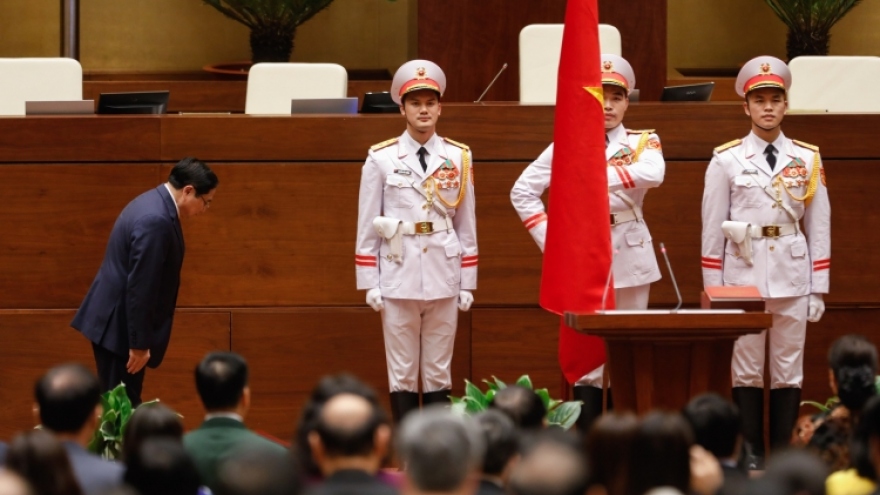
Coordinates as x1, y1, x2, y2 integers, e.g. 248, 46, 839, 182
605, 124, 627, 147
163, 183, 180, 216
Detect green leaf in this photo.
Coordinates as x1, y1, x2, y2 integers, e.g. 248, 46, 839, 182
450, 401, 468, 416
515, 375, 533, 390
482, 379, 499, 392
465, 380, 486, 406
800, 400, 831, 413
535, 388, 551, 411
462, 396, 486, 415
492, 376, 507, 389
450, 396, 463, 405
547, 401, 582, 430
485, 388, 496, 404
547, 399, 562, 411
875, 375, 880, 394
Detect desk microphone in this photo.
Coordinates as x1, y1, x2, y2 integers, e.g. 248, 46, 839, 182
659, 242, 683, 311
599, 247, 619, 313
475, 63, 508, 103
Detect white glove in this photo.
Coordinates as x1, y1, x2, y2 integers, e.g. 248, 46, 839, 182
366, 288, 384, 312
458, 290, 474, 311
808, 293, 825, 322
530, 222, 547, 253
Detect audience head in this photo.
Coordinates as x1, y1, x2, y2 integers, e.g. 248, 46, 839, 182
682, 393, 742, 460
5, 429, 82, 495
0, 471, 34, 495
763, 449, 828, 495
121, 403, 184, 461
586, 411, 638, 495
853, 395, 880, 480
308, 392, 390, 476
195, 352, 249, 413
828, 335, 878, 413
626, 411, 693, 495
293, 373, 380, 477
397, 406, 485, 494
214, 447, 301, 495
508, 429, 589, 495
489, 386, 546, 430
123, 438, 201, 495
806, 415, 852, 471
34, 363, 101, 435
474, 410, 519, 479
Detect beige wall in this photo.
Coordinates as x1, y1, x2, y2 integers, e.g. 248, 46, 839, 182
0, 0, 413, 73
668, 0, 880, 76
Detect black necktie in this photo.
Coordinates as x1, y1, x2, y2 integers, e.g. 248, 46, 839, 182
605, 134, 610, 148
417, 147, 428, 172
765, 144, 777, 170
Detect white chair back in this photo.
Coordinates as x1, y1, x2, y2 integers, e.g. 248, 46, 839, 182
519, 24, 621, 104
789, 56, 880, 113
245, 63, 348, 115
0, 58, 83, 116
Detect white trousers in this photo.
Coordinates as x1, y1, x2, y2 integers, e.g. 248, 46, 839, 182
732, 295, 808, 389
575, 284, 651, 387
381, 297, 458, 393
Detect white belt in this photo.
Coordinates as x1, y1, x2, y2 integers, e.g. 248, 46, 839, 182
748, 223, 797, 238
401, 217, 454, 235
610, 209, 640, 226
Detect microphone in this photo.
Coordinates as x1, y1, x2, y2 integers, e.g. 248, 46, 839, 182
599, 247, 619, 313
474, 63, 508, 103
659, 242, 683, 312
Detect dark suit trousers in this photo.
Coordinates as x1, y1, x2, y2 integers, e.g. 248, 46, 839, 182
92, 343, 145, 407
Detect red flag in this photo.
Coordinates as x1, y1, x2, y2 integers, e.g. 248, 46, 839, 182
539, 0, 613, 384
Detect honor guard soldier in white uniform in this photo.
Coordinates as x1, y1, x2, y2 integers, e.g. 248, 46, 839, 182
510, 55, 664, 431
355, 60, 478, 423
701, 56, 830, 468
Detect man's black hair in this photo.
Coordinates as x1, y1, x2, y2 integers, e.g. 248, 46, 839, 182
195, 352, 248, 411
34, 363, 101, 433
168, 157, 218, 196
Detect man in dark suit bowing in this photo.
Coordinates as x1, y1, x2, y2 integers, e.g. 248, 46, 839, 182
72, 157, 218, 406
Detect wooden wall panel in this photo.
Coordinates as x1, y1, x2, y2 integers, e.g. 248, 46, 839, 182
0, 311, 229, 439
598, 0, 667, 101
0, 164, 162, 309
417, 0, 567, 102
230, 309, 471, 440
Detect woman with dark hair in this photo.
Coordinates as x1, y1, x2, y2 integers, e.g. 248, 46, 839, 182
585, 412, 638, 495
5, 430, 83, 495
124, 438, 201, 495
625, 412, 693, 495
121, 403, 184, 462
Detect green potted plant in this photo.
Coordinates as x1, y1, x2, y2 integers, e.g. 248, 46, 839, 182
88, 383, 159, 460
764, 0, 864, 60
450, 375, 583, 430
202, 0, 337, 64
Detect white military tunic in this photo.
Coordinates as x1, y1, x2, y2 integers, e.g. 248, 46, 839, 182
701, 131, 830, 388
510, 124, 664, 385
356, 130, 477, 392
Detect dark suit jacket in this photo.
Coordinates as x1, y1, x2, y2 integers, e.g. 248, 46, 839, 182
306, 469, 399, 495
0, 440, 6, 464
71, 185, 184, 367
183, 417, 287, 491
63, 441, 124, 495
476, 478, 505, 495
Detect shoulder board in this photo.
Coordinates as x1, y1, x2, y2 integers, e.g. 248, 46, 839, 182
792, 140, 819, 152
626, 129, 655, 134
714, 139, 742, 153
370, 137, 398, 151
443, 137, 470, 150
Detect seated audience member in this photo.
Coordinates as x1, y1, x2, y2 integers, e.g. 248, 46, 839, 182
488, 386, 545, 431
762, 450, 828, 495
808, 335, 878, 472
626, 411, 721, 495
682, 393, 747, 488
123, 438, 201, 495
121, 403, 184, 462
586, 412, 638, 495
474, 410, 519, 495
306, 392, 396, 495
214, 447, 301, 495
0, 470, 34, 495
184, 352, 287, 491
5, 430, 82, 495
507, 429, 590, 495
847, 396, 880, 495
34, 364, 123, 495
397, 406, 485, 495
293, 374, 383, 480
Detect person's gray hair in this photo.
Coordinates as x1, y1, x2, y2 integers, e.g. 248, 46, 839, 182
397, 405, 486, 492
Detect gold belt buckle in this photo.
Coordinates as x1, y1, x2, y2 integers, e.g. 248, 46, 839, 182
762, 225, 780, 238
415, 221, 433, 234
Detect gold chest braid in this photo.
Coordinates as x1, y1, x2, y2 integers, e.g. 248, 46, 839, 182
429, 138, 470, 209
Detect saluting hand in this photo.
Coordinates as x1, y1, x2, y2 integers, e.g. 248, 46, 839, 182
127, 348, 151, 374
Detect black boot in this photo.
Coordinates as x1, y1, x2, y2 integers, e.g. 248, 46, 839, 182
389, 391, 420, 424
573, 386, 604, 434
732, 387, 765, 470
422, 389, 452, 406
606, 388, 614, 411
769, 388, 801, 452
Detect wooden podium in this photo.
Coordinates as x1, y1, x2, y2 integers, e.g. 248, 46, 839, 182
564, 311, 772, 414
